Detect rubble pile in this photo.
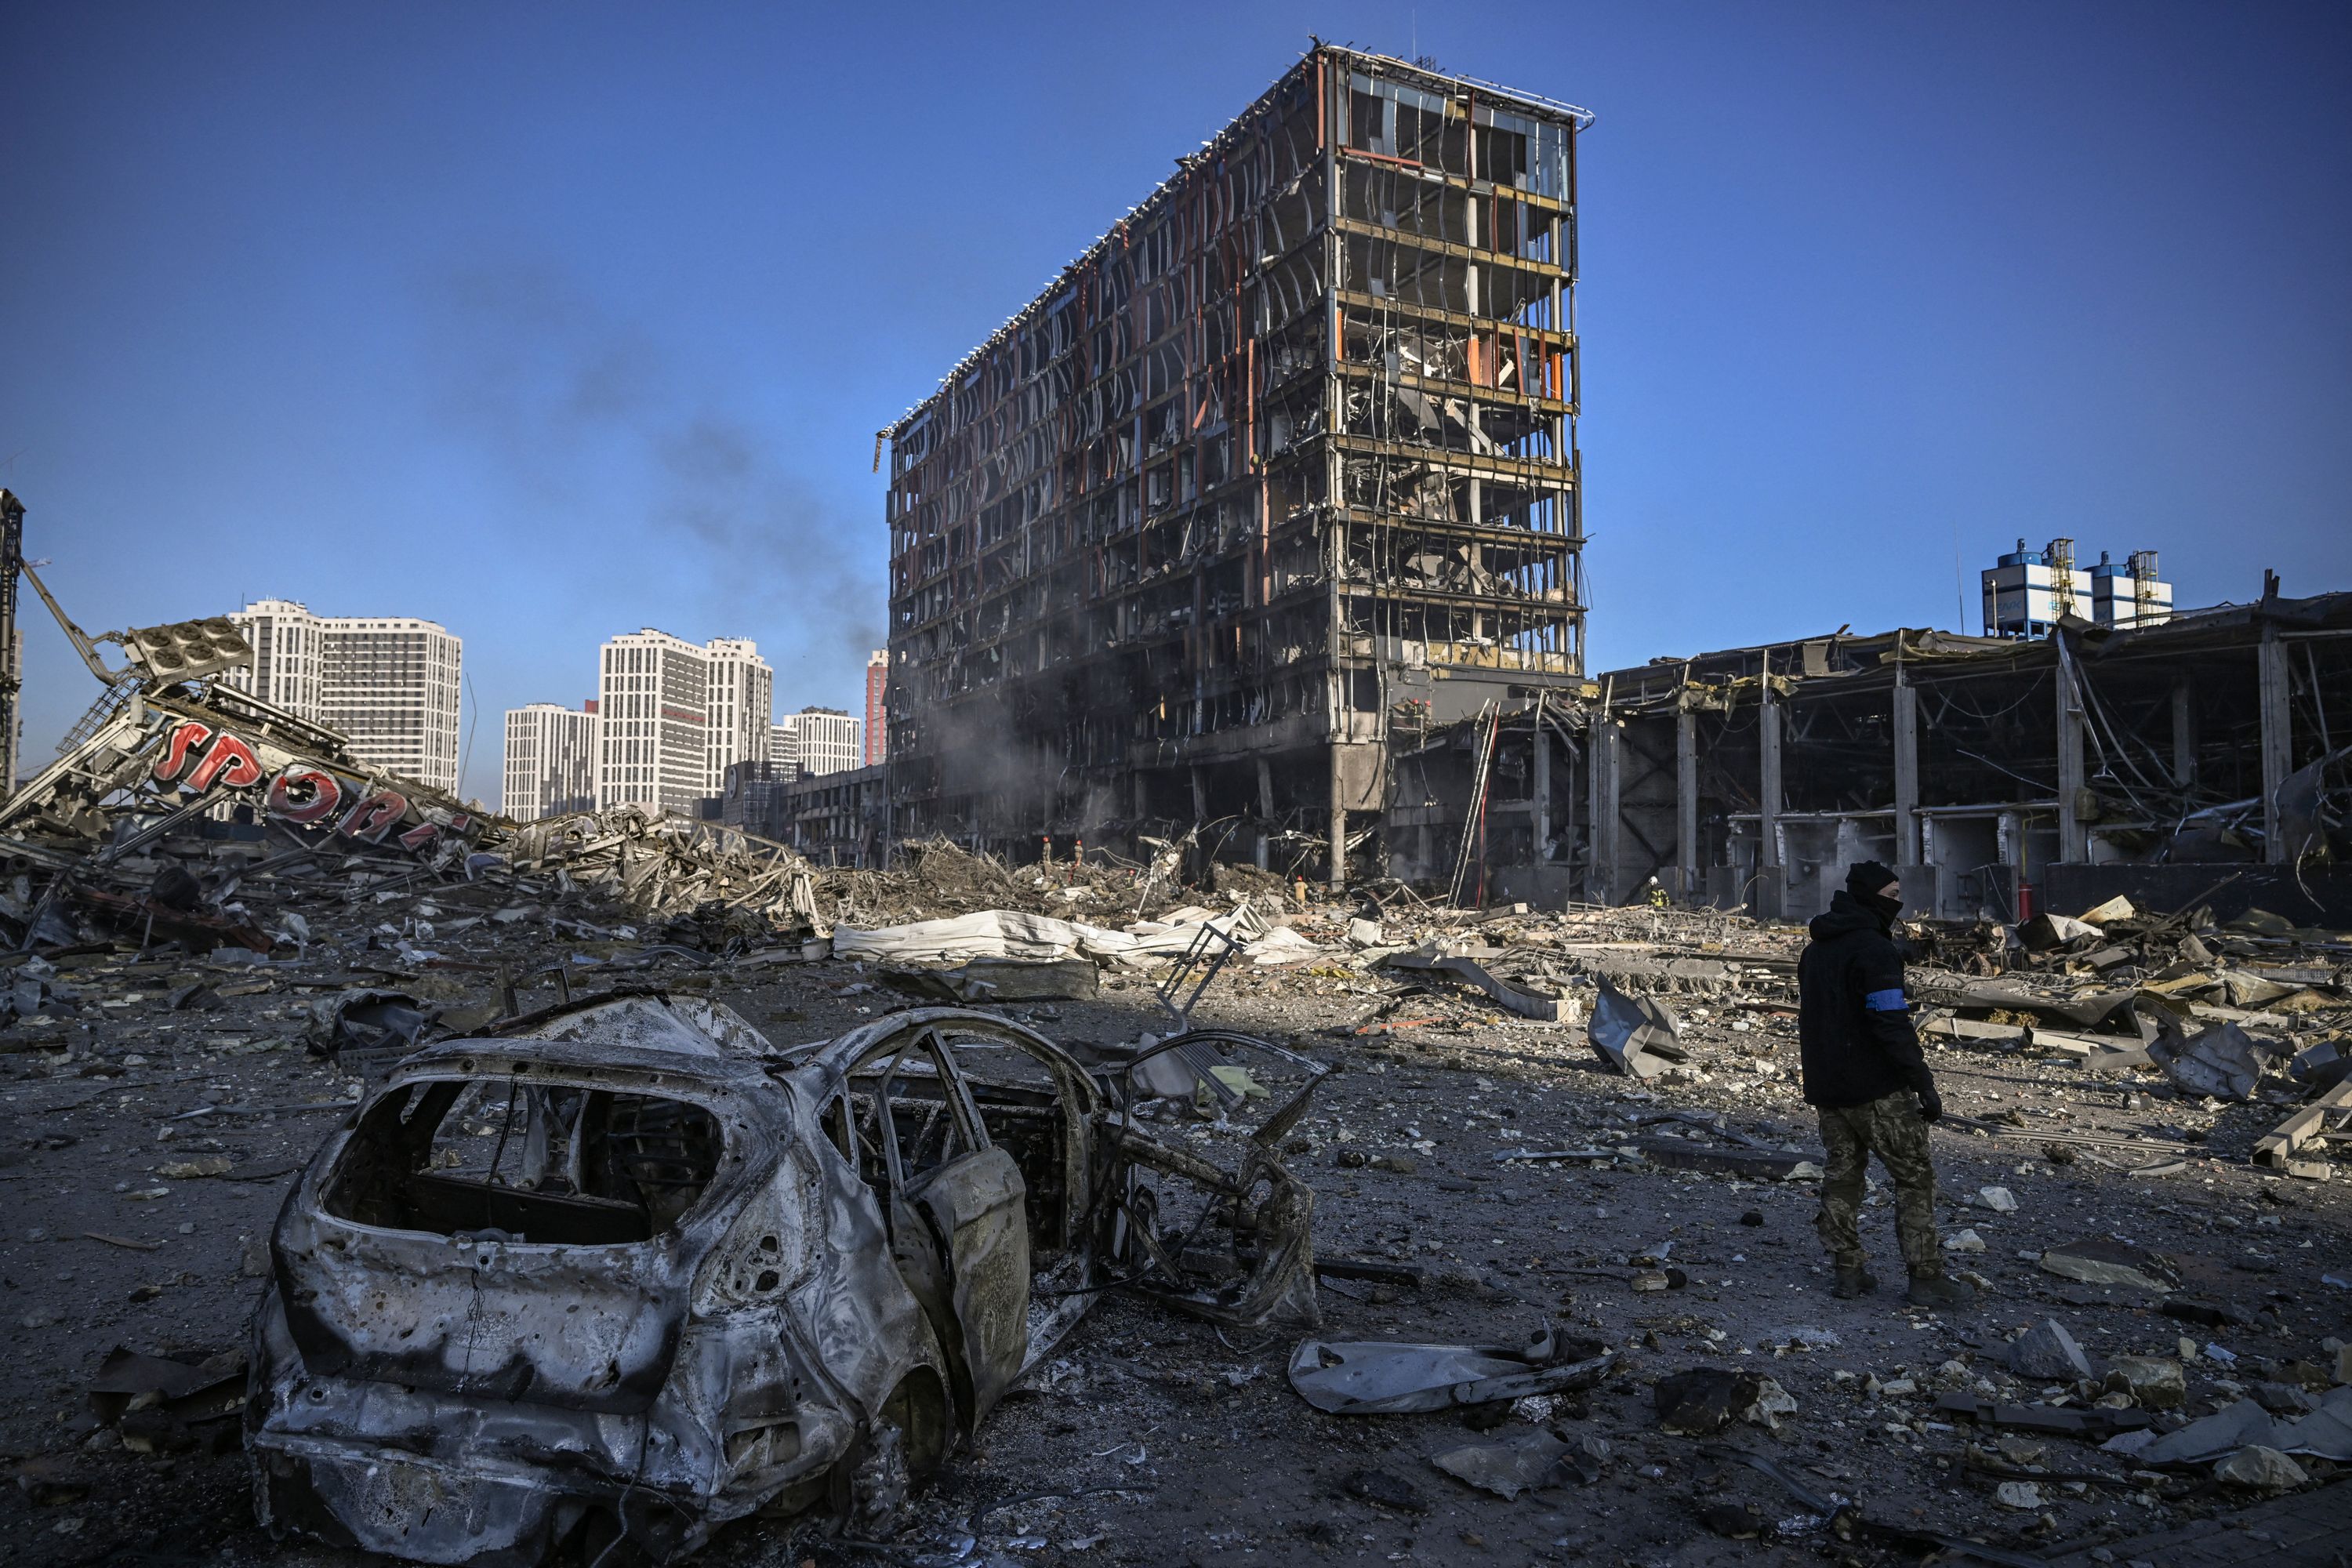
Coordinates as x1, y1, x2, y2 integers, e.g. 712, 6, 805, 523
1, 699, 2347, 1565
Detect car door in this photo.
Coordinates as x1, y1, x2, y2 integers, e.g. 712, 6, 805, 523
857, 1029, 1031, 1431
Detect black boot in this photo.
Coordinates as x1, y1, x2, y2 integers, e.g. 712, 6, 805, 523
1830, 1264, 1878, 1299
1907, 1270, 1976, 1308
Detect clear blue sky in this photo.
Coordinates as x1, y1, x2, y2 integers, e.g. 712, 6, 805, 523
4, 2, 2346, 805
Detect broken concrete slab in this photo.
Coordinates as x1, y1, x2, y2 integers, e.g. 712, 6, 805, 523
2252, 1076, 2352, 1177
2037, 1236, 2177, 1294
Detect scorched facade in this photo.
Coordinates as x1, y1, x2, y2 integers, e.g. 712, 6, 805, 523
880, 45, 1591, 881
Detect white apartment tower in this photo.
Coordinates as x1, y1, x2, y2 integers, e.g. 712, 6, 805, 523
770, 721, 800, 779
321, 619, 463, 791
779, 706, 862, 777
702, 637, 775, 795
503, 703, 600, 820
597, 630, 710, 812
224, 601, 463, 792
224, 599, 325, 716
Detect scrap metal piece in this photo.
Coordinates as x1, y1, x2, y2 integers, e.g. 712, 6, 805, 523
1287, 1323, 1612, 1415
1588, 980, 1685, 1077
1932, 1392, 2152, 1440
2149, 1019, 2266, 1102
1387, 949, 1577, 1023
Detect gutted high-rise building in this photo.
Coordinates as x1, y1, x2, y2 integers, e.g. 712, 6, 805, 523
880, 46, 1588, 880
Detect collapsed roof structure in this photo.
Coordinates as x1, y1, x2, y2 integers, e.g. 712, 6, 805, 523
1388, 585, 2352, 925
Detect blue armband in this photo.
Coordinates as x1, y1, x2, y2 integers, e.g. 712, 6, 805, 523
1863, 989, 1908, 1012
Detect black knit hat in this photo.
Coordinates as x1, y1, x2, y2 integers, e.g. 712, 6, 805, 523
1846, 860, 1900, 898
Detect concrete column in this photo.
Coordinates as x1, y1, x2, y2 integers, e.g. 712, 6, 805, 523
1189, 765, 1207, 823
1893, 668, 1920, 864
1327, 745, 1348, 888
1591, 720, 1621, 905
2259, 626, 2292, 862
1675, 707, 1699, 898
1759, 689, 1784, 923
2055, 641, 2088, 863
2170, 677, 2197, 789
1254, 757, 1274, 869
1532, 711, 1552, 860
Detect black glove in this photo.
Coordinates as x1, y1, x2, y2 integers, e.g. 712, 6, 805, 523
1917, 1087, 1944, 1123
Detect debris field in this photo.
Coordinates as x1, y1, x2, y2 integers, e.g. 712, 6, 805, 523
2, 815, 2347, 1567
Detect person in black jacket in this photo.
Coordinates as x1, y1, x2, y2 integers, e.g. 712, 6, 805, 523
1798, 861, 1973, 1309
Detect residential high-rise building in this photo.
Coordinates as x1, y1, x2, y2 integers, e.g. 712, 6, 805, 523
770, 721, 800, 778
863, 649, 889, 765
878, 46, 1588, 881
777, 706, 861, 778
503, 702, 600, 819
321, 619, 464, 791
702, 637, 775, 794
223, 599, 325, 717
224, 601, 463, 792
596, 630, 713, 813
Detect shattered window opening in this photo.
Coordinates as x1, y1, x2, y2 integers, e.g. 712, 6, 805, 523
324, 1075, 726, 1245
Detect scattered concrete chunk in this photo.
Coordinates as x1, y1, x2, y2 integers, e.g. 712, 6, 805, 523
2009, 1319, 2096, 1381
1653, 1367, 1761, 1436
1429, 1429, 1577, 1500
2212, 1444, 2307, 1492
2104, 1356, 2185, 1410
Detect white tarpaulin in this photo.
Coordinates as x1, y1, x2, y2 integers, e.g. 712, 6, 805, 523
832, 906, 1268, 969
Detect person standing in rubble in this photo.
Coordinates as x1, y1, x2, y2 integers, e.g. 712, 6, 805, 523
1798, 862, 1972, 1309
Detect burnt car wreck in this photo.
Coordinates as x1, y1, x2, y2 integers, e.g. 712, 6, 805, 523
246, 993, 1327, 1564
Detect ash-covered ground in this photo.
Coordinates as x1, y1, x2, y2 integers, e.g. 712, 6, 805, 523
2, 880, 2347, 1568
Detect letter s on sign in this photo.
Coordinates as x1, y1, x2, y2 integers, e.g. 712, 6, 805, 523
151, 721, 214, 784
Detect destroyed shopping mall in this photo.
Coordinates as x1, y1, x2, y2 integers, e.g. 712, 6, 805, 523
2, 39, 2351, 1568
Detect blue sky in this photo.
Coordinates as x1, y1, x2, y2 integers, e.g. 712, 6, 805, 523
3, 2, 2346, 805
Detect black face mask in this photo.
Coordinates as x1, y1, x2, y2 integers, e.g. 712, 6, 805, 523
1855, 887, 1904, 927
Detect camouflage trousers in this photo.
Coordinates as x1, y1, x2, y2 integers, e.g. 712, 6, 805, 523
1814, 1091, 1942, 1276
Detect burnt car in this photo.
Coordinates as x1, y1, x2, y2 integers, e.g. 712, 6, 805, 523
248, 993, 1326, 1564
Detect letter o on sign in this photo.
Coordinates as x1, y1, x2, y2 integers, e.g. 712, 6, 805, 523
265, 766, 343, 825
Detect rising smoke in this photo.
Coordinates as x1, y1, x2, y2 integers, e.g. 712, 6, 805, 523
424, 263, 883, 671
